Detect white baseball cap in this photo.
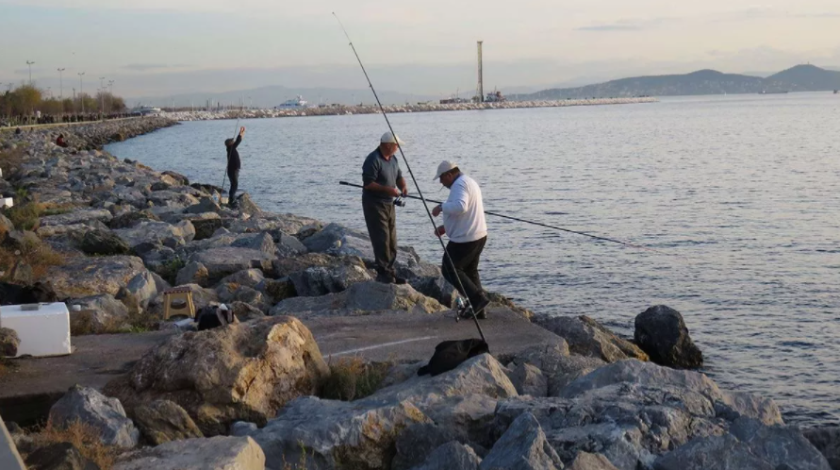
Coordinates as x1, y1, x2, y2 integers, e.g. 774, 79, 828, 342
434, 160, 459, 180
380, 132, 404, 145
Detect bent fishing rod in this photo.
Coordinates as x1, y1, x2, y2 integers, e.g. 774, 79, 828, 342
339, 181, 667, 255
334, 12, 487, 343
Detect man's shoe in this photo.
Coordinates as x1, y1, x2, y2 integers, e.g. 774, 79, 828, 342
394, 276, 408, 285
472, 297, 491, 319
375, 273, 396, 284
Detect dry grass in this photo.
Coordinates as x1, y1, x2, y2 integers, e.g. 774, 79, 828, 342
29, 420, 117, 470
320, 356, 391, 402
156, 256, 185, 285
0, 146, 25, 177
0, 232, 65, 281
4, 201, 44, 231
70, 299, 161, 336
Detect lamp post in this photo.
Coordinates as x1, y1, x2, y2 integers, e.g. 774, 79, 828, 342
99, 77, 105, 115
78, 72, 85, 114
26, 61, 35, 85
108, 80, 114, 114
57, 68, 66, 99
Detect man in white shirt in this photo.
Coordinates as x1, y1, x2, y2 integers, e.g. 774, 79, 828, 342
432, 161, 490, 319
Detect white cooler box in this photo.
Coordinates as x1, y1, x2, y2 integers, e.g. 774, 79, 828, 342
0, 303, 72, 357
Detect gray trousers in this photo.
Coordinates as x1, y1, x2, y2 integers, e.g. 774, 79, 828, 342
362, 196, 397, 279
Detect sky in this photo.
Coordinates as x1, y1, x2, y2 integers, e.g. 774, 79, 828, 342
1, 0, 839, 100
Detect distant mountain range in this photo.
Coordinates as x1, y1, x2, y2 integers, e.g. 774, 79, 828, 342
513, 65, 840, 100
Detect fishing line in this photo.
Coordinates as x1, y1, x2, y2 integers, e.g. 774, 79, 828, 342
333, 12, 487, 343
339, 181, 671, 256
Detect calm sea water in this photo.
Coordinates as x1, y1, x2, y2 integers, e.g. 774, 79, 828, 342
107, 93, 840, 427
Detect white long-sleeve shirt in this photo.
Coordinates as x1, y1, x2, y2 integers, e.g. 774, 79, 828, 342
442, 174, 487, 243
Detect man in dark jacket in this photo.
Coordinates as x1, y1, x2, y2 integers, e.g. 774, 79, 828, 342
225, 126, 246, 206
362, 132, 409, 283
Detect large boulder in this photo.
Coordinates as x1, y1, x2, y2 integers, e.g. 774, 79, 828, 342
39, 208, 112, 227
803, 427, 840, 470
251, 396, 430, 470
654, 418, 831, 470
108, 210, 160, 230
133, 400, 203, 446
392, 423, 468, 470
413, 442, 482, 470
634, 305, 703, 369
288, 257, 372, 296
126, 270, 160, 309
176, 261, 210, 287
493, 360, 784, 470
479, 412, 563, 470
0, 327, 20, 357
48, 256, 149, 298
508, 362, 548, 397
184, 198, 222, 215
67, 294, 130, 334
534, 315, 648, 363
105, 316, 329, 435
302, 223, 420, 272
80, 229, 131, 256
269, 281, 445, 318
187, 247, 274, 285
410, 275, 458, 307
114, 220, 196, 250
113, 436, 265, 470
568, 452, 620, 470
218, 269, 266, 290
48, 385, 140, 449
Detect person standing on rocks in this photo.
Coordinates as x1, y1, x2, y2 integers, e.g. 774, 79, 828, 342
362, 132, 409, 284
432, 161, 491, 318
225, 126, 246, 207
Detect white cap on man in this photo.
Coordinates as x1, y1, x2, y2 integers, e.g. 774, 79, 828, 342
380, 131, 404, 145
434, 160, 458, 180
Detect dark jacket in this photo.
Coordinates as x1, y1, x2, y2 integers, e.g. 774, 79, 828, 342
227, 135, 242, 171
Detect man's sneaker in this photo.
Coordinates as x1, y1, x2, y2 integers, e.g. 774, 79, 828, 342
473, 297, 491, 319
393, 276, 408, 285
375, 273, 395, 284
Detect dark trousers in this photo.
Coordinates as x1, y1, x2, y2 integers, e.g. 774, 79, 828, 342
228, 169, 239, 202
362, 196, 397, 279
442, 236, 488, 306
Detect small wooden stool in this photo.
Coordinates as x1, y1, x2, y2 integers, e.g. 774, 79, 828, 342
163, 287, 196, 320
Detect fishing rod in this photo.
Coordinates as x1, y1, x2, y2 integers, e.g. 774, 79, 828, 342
339, 181, 668, 256
333, 13, 487, 343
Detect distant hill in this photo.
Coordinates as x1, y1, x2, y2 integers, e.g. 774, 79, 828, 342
514, 65, 840, 100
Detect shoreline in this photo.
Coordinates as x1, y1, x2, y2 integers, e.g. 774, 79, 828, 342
157, 97, 658, 121
0, 118, 836, 469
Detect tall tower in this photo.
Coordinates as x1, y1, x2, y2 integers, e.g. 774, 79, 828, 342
477, 40, 484, 103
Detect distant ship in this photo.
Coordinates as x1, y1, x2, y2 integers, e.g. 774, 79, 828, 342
758, 90, 788, 95
276, 96, 308, 108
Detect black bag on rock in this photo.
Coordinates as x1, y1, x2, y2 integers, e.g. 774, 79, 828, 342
417, 339, 490, 377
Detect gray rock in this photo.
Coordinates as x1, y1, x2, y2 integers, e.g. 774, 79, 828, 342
412, 442, 482, 470
114, 220, 196, 250
176, 261, 210, 287
508, 362, 549, 397
479, 412, 563, 470
8, 260, 33, 284
302, 222, 371, 254
270, 281, 445, 318
108, 210, 159, 230
39, 208, 113, 227
393, 423, 464, 470
23, 442, 99, 470
162, 170, 189, 186
188, 247, 274, 284
184, 198, 222, 215
534, 315, 649, 363
273, 230, 308, 257
230, 421, 258, 437
216, 285, 269, 313
218, 269, 266, 290
133, 400, 203, 446
410, 275, 459, 307
113, 436, 265, 470
262, 277, 297, 304
233, 193, 262, 216
634, 305, 703, 369
729, 417, 831, 470
0, 327, 20, 357
191, 218, 224, 241
803, 427, 840, 470
80, 229, 131, 256
288, 257, 373, 296
126, 270, 159, 309
546, 355, 607, 396
567, 452, 619, 470
48, 256, 149, 298
230, 232, 276, 255
67, 294, 130, 333
0, 212, 14, 233
150, 181, 171, 191
49, 385, 140, 449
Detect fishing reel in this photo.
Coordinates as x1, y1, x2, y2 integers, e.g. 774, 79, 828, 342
454, 297, 472, 322
394, 196, 406, 207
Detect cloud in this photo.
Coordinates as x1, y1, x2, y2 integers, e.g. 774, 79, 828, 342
577, 17, 675, 32
121, 63, 192, 71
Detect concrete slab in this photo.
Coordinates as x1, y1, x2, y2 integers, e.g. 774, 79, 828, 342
302, 307, 564, 363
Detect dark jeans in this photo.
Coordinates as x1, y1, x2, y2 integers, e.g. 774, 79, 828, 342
362, 196, 398, 279
442, 236, 488, 306
228, 169, 239, 202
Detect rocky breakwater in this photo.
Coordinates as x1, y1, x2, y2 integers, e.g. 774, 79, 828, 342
0, 119, 836, 470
